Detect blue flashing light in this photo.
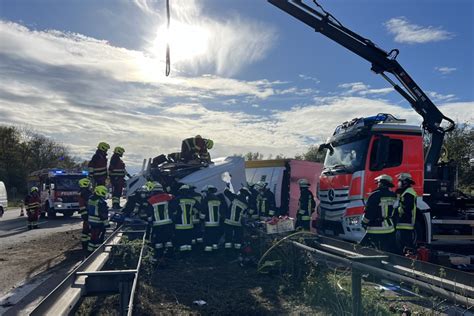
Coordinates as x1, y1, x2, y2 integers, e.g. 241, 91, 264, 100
54, 170, 64, 174
82, 170, 89, 175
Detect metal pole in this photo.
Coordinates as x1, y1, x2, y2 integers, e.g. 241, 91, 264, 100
351, 267, 362, 316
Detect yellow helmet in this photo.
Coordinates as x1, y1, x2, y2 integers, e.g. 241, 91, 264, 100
95, 185, 108, 198
114, 146, 125, 155
97, 142, 110, 152
145, 181, 155, 191
397, 173, 413, 181
79, 178, 91, 188
205, 139, 214, 149
30, 186, 39, 193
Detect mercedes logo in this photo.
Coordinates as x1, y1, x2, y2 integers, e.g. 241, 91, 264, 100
328, 189, 335, 202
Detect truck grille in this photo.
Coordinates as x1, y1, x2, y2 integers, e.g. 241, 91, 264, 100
319, 188, 349, 221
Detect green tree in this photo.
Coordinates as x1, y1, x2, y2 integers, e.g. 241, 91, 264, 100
297, 145, 326, 163
244, 152, 264, 161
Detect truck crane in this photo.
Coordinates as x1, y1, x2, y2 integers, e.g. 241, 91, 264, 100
269, 0, 473, 244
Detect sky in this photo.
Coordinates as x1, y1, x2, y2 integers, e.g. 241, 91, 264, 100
0, 0, 473, 173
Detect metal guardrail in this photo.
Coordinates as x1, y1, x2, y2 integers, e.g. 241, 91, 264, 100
289, 236, 474, 316
31, 224, 148, 316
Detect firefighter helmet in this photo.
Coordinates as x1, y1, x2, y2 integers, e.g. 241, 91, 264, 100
145, 181, 155, 191
150, 182, 163, 192
205, 139, 214, 149
30, 186, 39, 193
179, 184, 190, 191
95, 185, 108, 198
374, 174, 394, 187
97, 142, 110, 152
114, 146, 125, 155
298, 179, 310, 187
79, 178, 91, 188
397, 172, 415, 185
254, 181, 266, 190
201, 184, 217, 193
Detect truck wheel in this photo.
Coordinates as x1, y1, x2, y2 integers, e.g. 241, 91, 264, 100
63, 210, 74, 218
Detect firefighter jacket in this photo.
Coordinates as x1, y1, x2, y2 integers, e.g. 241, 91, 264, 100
396, 187, 417, 230
78, 187, 92, 219
87, 195, 109, 227
25, 192, 41, 212
180, 137, 211, 162
88, 149, 108, 179
123, 192, 149, 220
199, 193, 227, 227
297, 188, 316, 221
257, 188, 276, 217
247, 186, 259, 219
223, 188, 248, 226
146, 193, 174, 226
190, 190, 202, 224
109, 153, 126, 182
362, 186, 397, 234
170, 191, 198, 230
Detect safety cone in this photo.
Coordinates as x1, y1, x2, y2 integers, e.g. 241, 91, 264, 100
20, 206, 25, 217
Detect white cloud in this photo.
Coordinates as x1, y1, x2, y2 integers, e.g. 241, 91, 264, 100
338, 82, 393, 96
427, 91, 457, 102
384, 17, 453, 44
435, 66, 457, 75
298, 74, 320, 83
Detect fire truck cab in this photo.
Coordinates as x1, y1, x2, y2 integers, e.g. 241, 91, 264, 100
27, 169, 88, 218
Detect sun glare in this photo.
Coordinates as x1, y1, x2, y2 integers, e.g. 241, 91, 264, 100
152, 21, 210, 63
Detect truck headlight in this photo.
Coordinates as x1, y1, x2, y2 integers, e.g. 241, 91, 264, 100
346, 216, 361, 226
57, 198, 63, 202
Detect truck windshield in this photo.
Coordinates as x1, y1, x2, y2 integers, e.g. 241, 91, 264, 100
324, 138, 369, 172
54, 177, 82, 191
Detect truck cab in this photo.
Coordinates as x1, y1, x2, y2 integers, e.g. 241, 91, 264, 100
316, 114, 428, 242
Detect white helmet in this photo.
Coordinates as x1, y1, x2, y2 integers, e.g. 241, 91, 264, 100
201, 184, 217, 192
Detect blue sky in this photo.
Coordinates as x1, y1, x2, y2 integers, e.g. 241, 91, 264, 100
0, 0, 472, 171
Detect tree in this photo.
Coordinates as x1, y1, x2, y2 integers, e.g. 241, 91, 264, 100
442, 122, 474, 192
244, 152, 264, 161
297, 145, 326, 163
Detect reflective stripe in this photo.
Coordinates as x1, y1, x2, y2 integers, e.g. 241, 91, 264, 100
224, 243, 232, 249
301, 216, 311, 221
155, 243, 164, 249
397, 188, 417, 230
153, 219, 173, 226
234, 243, 241, 249
175, 224, 193, 229
224, 219, 242, 226
165, 242, 173, 248
204, 222, 220, 227
204, 246, 213, 252
89, 216, 102, 224
397, 223, 414, 230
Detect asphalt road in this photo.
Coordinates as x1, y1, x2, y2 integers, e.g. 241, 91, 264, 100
0, 207, 82, 240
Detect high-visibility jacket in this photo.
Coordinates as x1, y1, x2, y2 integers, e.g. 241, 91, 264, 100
122, 192, 149, 220
257, 188, 276, 217
88, 150, 108, 179
223, 188, 248, 226
180, 137, 211, 162
190, 190, 202, 224
78, 187, 92, 218
199, 193, 226, 227
25, 193, 41, 212
297, 188, 316, 221
87, 195, 108, 227
147, 193, 174, 226
171, 192, 197, 230
108, 153, 126, 181
396, 187, 417, 230
362, 187, 397, 234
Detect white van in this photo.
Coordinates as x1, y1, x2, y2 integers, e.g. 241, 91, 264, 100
0, 181, 7, 216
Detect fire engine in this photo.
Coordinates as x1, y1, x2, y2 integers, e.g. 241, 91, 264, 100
269, 0, 474, 244
27, 169, 89, 218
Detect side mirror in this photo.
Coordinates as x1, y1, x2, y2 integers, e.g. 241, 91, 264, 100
373, 136, 390, 171
318, 143, 334, 155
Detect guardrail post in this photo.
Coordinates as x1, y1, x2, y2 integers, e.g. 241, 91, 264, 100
119, 279, 132, 316
351, 267, 362, 316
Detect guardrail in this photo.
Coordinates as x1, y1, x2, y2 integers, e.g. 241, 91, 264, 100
31, 224, 147, 316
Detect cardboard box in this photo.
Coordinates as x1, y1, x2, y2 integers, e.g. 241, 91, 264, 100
266, 218, 295, 234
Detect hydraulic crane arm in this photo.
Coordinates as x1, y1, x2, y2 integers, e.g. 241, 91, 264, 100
268, 0, 455, 173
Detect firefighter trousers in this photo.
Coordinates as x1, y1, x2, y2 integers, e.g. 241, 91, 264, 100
88, 224, 105, 253
81, 220, 91, 251
110, 179, 124, 208
361, 232, 396, 253
295, 218, 310, 231
27, 209, 40, 229
192, 222, 203, 245
151, 224, 174, 258
395, 229, 416, 255
203, 226, 221, 251
224, 223, 243, 250
174, 227, 193, 252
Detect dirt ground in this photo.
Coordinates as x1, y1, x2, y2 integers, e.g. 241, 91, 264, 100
0, 229, 83, 297
77, 249, 321, 316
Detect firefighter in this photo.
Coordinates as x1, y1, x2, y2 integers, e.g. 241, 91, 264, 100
180, 135, 213, 163
200, 185, 227, 252
24, 186, 41, 229
123, 183, 153, 221
223, 186, 250, 250
109, 146, 127, 209
395, 173, 418, 254
87, 185, 109, 253
88, 142, 110, 186
78, 178, 92, 251
146, 182, 175, 261
247, 183, 259, 220
188, 184, 203, 247
296, 179, 316, 230
255, 181, 276, 219
170, 184, 197, 253
360, 175, 397, 252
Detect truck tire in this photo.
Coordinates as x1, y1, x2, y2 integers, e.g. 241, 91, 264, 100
63, 210, 74, 218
